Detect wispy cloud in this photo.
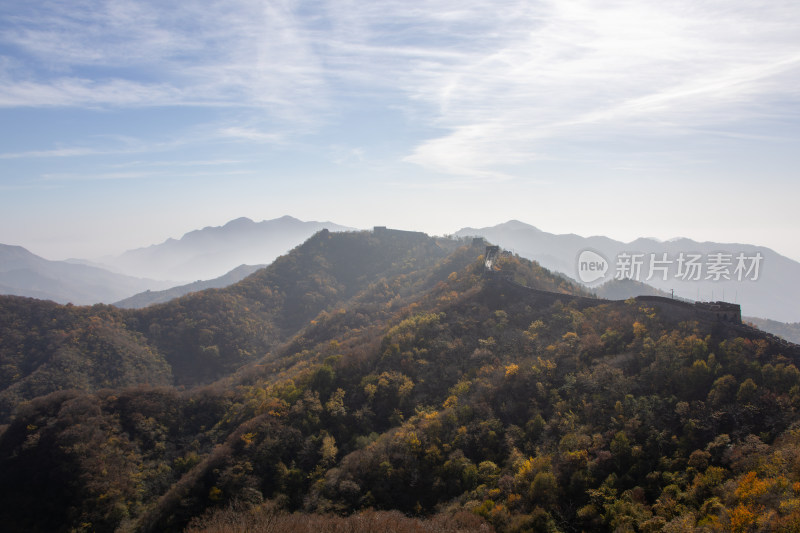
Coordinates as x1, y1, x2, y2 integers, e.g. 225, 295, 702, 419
330, 146, 365, 165
0, 135, 177, 160
0, 0, 328, 118
0, 147, 106, 159
218, 127, 286, 145
108, 159, 245, 169
1, 0, 799, 179
389, 1, 800, 176
0, 77, 185, 108
40, 169, 255, 182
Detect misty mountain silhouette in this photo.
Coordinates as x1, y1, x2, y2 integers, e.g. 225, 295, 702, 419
102, 215, 354, 280
456, 220, 800, 322
114, 264, 265, 308
0, 243, 173, 305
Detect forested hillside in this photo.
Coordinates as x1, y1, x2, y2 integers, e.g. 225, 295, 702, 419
1, 230, 799, 532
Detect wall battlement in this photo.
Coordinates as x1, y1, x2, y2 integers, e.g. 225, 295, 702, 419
636, 296, 742, 324
481, 244, 800, 358
373, 226, 428, 238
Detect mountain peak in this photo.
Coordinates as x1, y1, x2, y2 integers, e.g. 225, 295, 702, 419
223, 217, 255, 228
0, 243, 36, 259
497, 219, 540, 231
106, 216, 356, 281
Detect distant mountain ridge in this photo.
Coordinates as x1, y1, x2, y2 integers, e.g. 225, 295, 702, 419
1, 216, 356, 305
102, 215, 355, 280
745, 316, 800, 345
5, 217, 798, 323
0, 243, 174, 305
456, 220, 800, 322
114, 263, 265, 308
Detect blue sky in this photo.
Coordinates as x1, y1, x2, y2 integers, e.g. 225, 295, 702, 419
1, 0, 799, 261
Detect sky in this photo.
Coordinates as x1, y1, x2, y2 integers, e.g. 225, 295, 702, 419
1, 0, 799, 262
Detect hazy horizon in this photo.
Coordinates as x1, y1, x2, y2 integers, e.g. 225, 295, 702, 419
2, 1, 799, 262
6, 215, 800, 267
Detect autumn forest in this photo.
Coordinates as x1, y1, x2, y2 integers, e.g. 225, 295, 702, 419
1, 229, 800, 532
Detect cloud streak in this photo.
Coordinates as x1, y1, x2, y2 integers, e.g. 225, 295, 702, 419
391, 1, 800, 176
40, 168, 256, 182
0, 0, 329, 119
1, 0, 799, 179
0, 147, 106, 159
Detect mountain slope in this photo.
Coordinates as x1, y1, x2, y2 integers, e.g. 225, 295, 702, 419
0, 229, 468, 410
0, 296, 172, 422
0, 244, 174, 305
744, 316, 800, 344
1, 231, 799, 532
114, 264, 265, 309
126, 229, 464, 386
456, 220, 800, 322
103, 215, 355, 281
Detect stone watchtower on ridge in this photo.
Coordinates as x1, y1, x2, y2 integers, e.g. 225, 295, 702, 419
484, 245, 500, 274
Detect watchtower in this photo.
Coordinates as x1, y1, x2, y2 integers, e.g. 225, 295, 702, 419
484, 245, 500, 273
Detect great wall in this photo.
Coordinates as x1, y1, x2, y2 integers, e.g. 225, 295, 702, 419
366, 227, 800, 357
478, 241, 800, 358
